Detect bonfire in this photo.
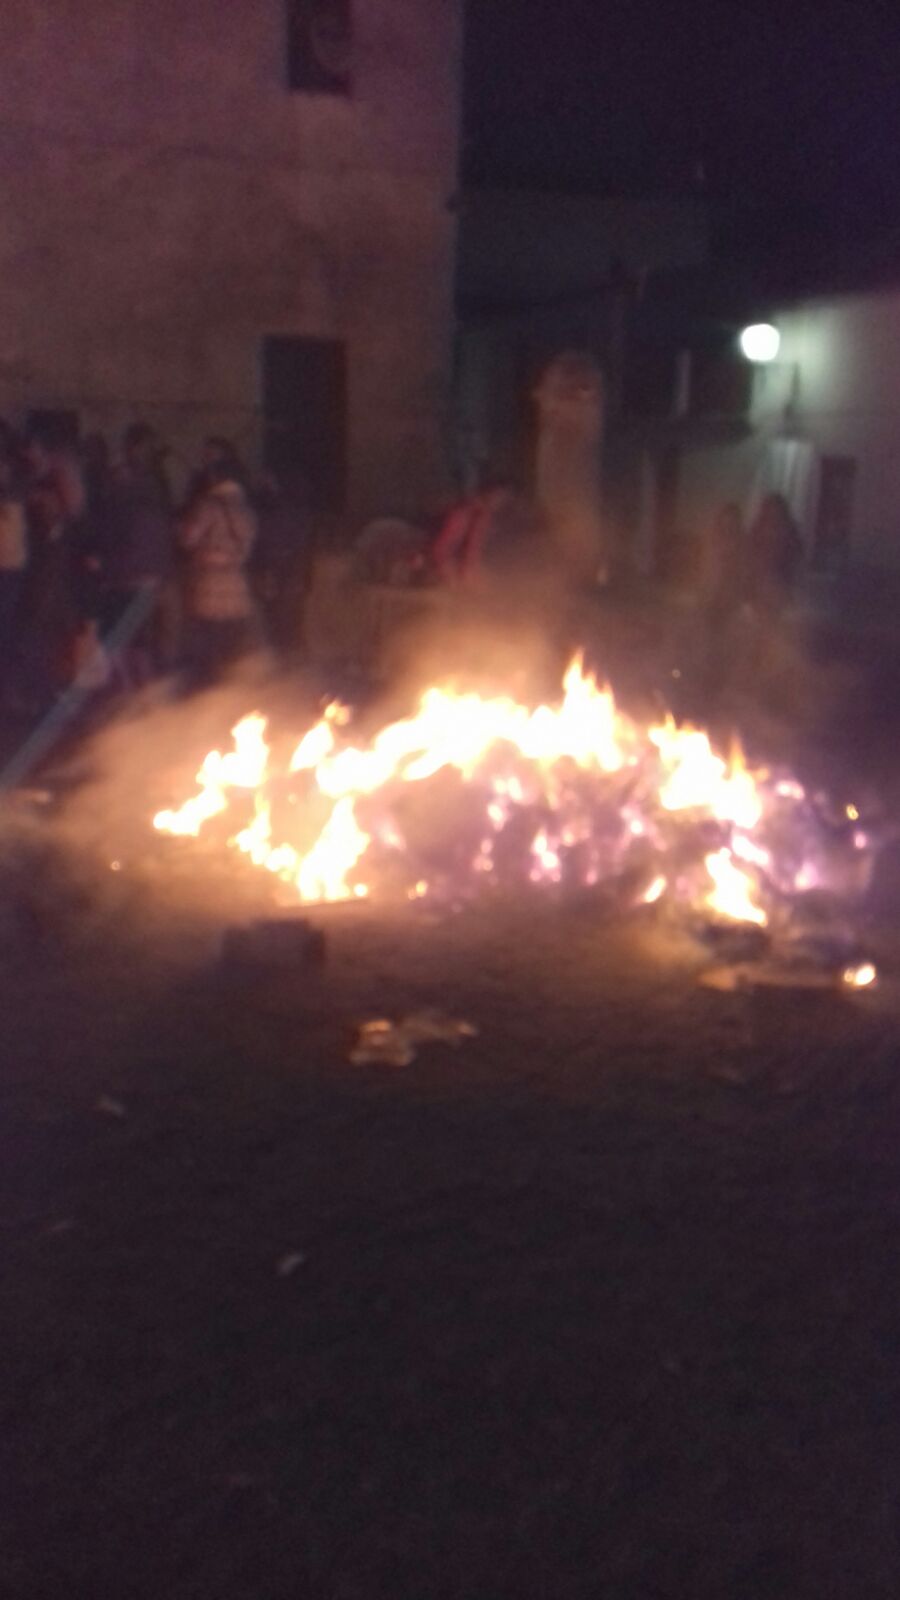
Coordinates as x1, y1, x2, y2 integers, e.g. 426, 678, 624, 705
151, 657, 875, 986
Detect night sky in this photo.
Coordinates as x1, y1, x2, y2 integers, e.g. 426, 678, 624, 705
464, 1, 900, 262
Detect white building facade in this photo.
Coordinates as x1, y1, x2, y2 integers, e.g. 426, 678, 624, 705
680, 287, 900, 574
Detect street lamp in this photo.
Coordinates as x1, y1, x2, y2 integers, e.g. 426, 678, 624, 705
739, 323, 781, 364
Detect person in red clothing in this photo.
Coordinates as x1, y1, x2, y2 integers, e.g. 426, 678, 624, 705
431, 479, 518, 586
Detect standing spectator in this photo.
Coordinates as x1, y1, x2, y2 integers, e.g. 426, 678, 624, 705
432, 479, 518, 586
0, 449, 27, 693
179, 462, 258, 686
23, 421, 86, 528
99, 423, 174, 684
23, 417, 93, 654
696, 501, 745, 703
184, 435, 245, 510
698, 502, 744, 618
81, 432, 112, 531
743, 493, 805, 710
101, 426, 172, 625
747, 493, 803, 618
20, 479, 79, 705
78, 433, 112, 610
252, 469, 311, 659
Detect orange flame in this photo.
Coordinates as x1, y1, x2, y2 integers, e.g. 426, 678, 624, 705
153, 657, 771, 923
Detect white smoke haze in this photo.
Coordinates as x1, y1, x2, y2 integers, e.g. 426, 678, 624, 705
0, 617, 556, 952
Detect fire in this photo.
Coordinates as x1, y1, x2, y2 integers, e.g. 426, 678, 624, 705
642, 875, 667, 905
650, 722, 762, 830
152, 656, 853, 928
703, 848, 768, 927
843, 961, 877, 990
296, 796, 371, 904
153, 713, 269, 837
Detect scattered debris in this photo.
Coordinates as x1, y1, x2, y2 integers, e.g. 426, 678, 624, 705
276, 1251, 307, 1278
350, 1019, 416, 1067
221, 917, 326, 973
95, 1094, 127, 1119
403, 1009, 479, 1045
350, 1010, 478, 1066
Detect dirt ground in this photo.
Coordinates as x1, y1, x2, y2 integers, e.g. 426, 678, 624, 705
2, 864, 900, 1599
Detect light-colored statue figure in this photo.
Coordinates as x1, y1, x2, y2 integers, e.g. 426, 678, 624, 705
533, 351, 606, 587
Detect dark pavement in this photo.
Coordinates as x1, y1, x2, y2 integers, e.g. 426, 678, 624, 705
1, 878, 899, 1599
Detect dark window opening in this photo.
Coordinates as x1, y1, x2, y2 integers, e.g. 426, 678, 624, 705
262, 336, 347, 523
286, 0, 352, 94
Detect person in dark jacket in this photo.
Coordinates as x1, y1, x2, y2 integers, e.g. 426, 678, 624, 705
97, 424, 174, 684
252, 469, 311, 659
19, 479, 79, 704
747, 493, 803, 618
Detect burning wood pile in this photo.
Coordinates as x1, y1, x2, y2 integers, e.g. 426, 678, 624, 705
152, 656, 876, 988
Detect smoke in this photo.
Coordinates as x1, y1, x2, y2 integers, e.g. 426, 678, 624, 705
4, 611, 559, 939
0, 663, 300, 955
371, 570, 580, 717
0, 589, 582, 953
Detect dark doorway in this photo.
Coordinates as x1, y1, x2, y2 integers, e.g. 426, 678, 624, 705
261, 336, 347, 520
813, 455, 857, 572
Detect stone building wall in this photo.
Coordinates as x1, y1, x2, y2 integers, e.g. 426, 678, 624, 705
0, 0, 462, 519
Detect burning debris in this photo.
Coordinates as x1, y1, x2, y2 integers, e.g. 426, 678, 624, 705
150, 656, 875, 957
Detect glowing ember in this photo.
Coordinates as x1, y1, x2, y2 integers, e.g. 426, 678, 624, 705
642, 875, 667, 905
151, 656, 865, 928
843, 961, 877, 990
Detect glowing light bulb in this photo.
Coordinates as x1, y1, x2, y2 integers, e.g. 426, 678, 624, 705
740, 323, 781, 363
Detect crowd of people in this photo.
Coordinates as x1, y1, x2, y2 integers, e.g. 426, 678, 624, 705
0, 417, 310, 714
0, 403, 810, 729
